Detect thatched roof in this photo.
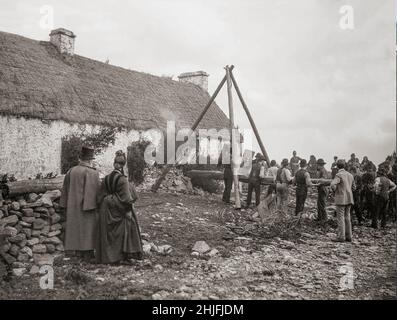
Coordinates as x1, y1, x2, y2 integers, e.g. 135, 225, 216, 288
0, 30, 229, 131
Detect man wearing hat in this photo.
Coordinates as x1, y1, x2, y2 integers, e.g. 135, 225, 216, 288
60, 145, 101, 261
330, 159, 355, 242
292, 159, 314, 215
372, 167, 396, 228
316, 158, 328, 221
245, 153, 266, 207
275, 158, 293, 212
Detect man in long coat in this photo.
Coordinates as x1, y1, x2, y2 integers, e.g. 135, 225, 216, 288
59, 146, 100, 260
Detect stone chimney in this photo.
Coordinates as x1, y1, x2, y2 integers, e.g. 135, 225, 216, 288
178, 71, 209, 91
49, 28, 76, 56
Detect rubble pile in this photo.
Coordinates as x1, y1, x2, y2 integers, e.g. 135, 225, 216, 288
0, 190, 64, 276
135, 167, 195, 194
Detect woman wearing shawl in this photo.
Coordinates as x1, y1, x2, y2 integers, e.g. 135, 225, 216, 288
96, 150, 143, 264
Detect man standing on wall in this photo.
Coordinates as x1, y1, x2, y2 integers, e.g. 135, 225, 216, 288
60, 146, 101, 262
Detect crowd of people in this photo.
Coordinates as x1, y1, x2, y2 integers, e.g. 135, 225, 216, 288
61, 145, 396, 263
220, 150, 397, 242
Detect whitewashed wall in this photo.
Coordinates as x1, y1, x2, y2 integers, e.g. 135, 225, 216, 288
0, 116, 144, 179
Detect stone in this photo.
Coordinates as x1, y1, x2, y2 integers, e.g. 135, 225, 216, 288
10, 201, 20, 211
27, 193, 40, 203
51, 213, 61, 224
9, 244, 20, 257
21, 208, 34, 217
33, 218, 46, 230
12, 268, 26, 277
41, 197, 53, 208
19, 221, 32, 228
48, 207, 56, 215
157, 245, 173, 255
33, 254, 54, 266
12, 261, 28, 269
0, 215, 19, 227
9, 210, 22, 218
17, 252, 30, 262
18, 199, 28, 208
280, 240, 295, 250
20, 246, 33, 257
142, 244, 151, 255
2, 252, 16, 264
45, 244, 56, 254
29, 265, 40, 274
34, 207, 49, 215
43, 236, 62, 245
31, 230, 42, 237
154, 264, 164, 272
8, 233, 26, 244
32, 244, 47, 253
22, 216, 35, 224
25, 199, 43, 208
1, 226, 18, 237
41, 225, 50, 236
50, 223, 62, 231
26, 238, 40, 246
207, 248, 219, 257
2, 242, 11, 253
55, 244, 64, 252
0, 211, 3, 220
43, 190, 62, 201
192, 241, 211, 253
18, 239, 27, 248
48, 230, 61, 237
283, 255, 302, 265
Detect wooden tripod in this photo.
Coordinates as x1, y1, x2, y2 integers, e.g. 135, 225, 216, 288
151, 65, 270, 209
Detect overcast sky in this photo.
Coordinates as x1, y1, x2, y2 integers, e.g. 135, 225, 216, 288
0, 0, 395, 168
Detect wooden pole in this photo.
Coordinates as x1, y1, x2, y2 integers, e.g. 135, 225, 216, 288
6, 175, 64, 196
229, 69, 270, 166
225, 65, 241, 209
151, 66, 234, 192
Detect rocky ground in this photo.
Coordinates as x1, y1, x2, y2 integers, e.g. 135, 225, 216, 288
0, 189, 396, 300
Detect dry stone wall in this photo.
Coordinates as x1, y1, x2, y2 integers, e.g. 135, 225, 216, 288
0, 189, 64, 276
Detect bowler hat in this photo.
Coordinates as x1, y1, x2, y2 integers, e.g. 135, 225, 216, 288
300, 159, 307, 167
317, 158, 326, 165
80, 146, 95, 160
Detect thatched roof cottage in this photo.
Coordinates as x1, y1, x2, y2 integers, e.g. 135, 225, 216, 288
0, 28, 229, 178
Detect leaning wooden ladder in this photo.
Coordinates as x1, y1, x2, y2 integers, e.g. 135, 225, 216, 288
151, 65, 271, 210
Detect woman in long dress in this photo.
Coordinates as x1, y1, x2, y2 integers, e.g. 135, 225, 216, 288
96, 150, 143, 264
